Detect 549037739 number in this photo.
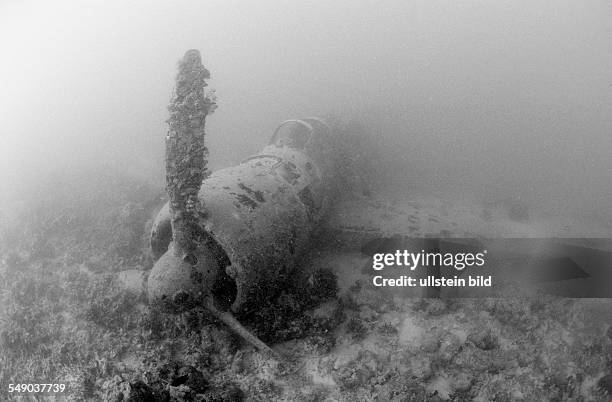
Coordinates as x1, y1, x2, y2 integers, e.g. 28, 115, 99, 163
8, 383, 66, 393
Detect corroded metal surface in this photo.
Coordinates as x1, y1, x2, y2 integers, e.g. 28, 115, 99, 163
150, 118, 335, 313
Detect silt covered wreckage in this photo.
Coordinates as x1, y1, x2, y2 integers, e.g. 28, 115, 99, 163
149, 117, 338, 314
146, 49, 345, 355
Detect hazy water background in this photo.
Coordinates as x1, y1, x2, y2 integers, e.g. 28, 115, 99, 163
1, 0, 611, 221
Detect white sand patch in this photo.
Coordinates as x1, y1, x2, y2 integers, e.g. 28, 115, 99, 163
426, 375, 452, 399
399, 314, 426, 346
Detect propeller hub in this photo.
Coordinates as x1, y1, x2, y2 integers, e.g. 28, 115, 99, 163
147, 243, 219, 314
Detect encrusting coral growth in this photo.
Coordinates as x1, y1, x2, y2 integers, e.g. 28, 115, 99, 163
165, 49, 216, 260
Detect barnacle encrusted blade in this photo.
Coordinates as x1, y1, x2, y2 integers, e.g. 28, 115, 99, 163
160, 50, 277, 357
165, 49, 216, 259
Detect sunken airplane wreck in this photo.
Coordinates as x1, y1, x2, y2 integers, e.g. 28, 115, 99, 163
146, 48, 339, 356
144, 50, 612, 360
149, 117, 336, 315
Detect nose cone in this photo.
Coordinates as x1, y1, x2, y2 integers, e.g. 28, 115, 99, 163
147, 243, 220, 314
